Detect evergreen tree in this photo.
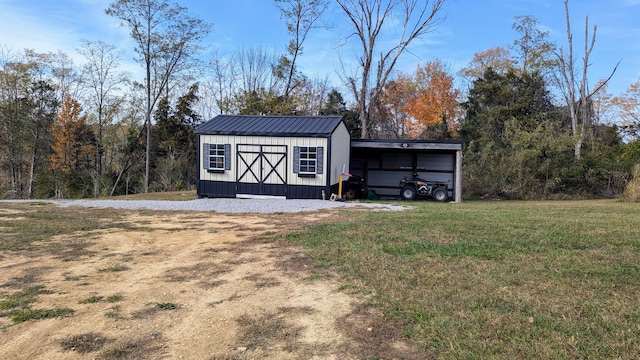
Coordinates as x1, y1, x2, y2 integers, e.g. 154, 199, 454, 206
461, 68, 567, 198
152, 84, 201, 191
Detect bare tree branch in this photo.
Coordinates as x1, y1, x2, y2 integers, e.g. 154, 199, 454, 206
337, 0, 445, 138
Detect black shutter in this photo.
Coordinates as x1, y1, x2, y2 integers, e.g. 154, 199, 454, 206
203, 143, 210, 170
293, 146, 300, 173
316, 147, 324, 174
224, 144, 231, 170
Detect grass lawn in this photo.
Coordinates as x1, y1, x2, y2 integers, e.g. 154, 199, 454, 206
283, 199, 640, 359
2, 198, 638, 358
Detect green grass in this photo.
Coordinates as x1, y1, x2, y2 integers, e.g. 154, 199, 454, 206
235, 312, 302, 351
154, 302, 177, 310
60, 332, 110, 353
106, 295, 124, 303
97, 265, 130, 273
79, 296, 104, 304
283, 199, 640, 359
2, 198, 638, 357
11, 307, 75, 323
0, 285, 74, 324
0, 286, 51, 310
104, 305, 122, 319
0, 203, 134, 251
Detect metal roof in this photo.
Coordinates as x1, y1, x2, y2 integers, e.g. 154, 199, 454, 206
352, 139, 464, 151
195, 115, 344, 137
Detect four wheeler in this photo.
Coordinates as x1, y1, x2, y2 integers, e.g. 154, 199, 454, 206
399, 173, 449, 202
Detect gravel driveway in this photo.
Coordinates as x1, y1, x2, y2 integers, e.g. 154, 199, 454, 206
4, 198, 406, 213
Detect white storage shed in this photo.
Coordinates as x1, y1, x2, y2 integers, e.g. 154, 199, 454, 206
195, 115, 351, 199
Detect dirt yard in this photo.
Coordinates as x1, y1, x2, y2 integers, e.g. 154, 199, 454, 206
0, 208, 417, 359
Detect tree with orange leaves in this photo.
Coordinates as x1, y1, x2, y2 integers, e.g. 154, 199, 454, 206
50, 95, 96, 197
402, 60, 460, 139
376, 72, 416, 138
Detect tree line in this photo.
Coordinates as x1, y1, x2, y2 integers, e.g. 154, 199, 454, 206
1, 0, 639, 200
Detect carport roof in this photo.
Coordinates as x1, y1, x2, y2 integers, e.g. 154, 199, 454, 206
196, 115, 344, 137
352, 139, 464, 151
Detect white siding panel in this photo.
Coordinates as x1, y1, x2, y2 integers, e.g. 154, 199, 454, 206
330, 122, 351, 184
288, 137, 328, 186
200, 135, 236, 182
200, 135, 331, 187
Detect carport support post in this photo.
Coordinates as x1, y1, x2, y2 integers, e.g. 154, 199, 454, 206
455, 150, 463, 203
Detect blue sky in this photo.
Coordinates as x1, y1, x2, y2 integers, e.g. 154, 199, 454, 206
0, 0, 639, 96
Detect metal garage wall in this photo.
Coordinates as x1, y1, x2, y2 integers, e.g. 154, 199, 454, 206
353, 153, 455, 198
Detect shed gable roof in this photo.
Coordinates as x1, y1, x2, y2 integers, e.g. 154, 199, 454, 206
196, 115, 344, 137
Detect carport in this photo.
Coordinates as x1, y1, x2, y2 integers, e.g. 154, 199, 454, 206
350, 139, 463, 202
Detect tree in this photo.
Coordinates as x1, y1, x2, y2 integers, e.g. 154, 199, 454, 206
460, 68, 563, 198
25, 50, 83, 104
235, 46, 281, 94
152, 84, 200, 191
376, 72, 415, 138
320, 89, 361, 138
615, 78, 640, 140
615, 79, 640, 171
274, 0, 329, 99
590, 79, 617, 133
458, 46, 514, 83
26, 80, 58, 198
106, 0, 211, 192
108, 87, 146, 196
320, 88, 348, 115
511, 15, 556, 74
216, 45, 330, 115
203, 50, 237, 116
231, 89, 292, 115
403, 60, 460, 139
337, 0, 446, 138
554, 0, 618, 160
50, 96, 90, 172
50, 95, 96, 198
288, 77, 331, 115
78, 39, 128, 196
0, 55, 34, 197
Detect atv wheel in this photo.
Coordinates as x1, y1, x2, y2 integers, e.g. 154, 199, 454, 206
400, 186, 416, 200
432, 187, 448, 202
345, 188, 357, 200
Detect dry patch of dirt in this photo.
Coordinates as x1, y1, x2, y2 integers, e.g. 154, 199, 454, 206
0, 211, 418, 359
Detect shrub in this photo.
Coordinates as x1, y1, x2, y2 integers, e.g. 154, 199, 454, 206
623, 163, 640, 202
